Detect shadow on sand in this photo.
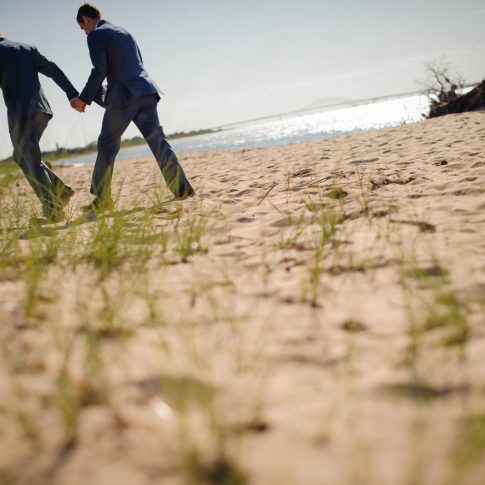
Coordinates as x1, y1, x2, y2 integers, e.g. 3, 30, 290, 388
12, 197, 183, 241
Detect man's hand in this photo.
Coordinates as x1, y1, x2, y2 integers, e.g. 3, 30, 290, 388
70, 97, 86, 113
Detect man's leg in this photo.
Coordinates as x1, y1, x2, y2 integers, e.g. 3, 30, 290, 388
42, 165, 75, 206
41, 160, 74, 203
90, 107, 134, 202
9, 115, 60, 212
132, 97, 193, 198
33, 113, 74, 205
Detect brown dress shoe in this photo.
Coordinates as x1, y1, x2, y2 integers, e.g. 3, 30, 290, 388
177, 186, 195, 200
61, 187, 75, 207
83, 197, 115, 212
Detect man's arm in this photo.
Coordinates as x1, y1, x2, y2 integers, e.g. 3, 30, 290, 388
36, 50, 78, 100
79, 34, 107, 105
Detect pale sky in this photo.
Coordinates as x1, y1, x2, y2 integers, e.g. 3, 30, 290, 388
1, 0, 484, 159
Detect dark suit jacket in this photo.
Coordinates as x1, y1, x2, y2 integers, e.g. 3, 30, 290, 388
79, 20, 160, 109
0, 38, 78, 129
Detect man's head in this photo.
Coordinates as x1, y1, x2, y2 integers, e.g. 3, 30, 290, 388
77, 3, 101, 35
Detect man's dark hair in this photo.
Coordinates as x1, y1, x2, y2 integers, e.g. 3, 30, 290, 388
77, 3, 101, 23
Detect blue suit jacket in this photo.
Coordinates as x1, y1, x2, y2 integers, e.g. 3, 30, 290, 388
79, 20, 160, 109
0, 38, 78, 128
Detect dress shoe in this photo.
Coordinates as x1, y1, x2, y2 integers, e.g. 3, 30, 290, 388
176, 186, 195, 200
42, 205, 65, 223
60, 187, 75, 207
83, 197, 115, 212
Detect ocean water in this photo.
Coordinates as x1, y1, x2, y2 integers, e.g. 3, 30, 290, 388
55, 94, 430, 167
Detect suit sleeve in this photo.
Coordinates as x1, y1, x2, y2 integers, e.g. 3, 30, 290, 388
79, 34, 107, 105
36, 50, 78, 100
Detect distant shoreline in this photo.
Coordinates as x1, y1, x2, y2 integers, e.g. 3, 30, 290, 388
0, 94, 427, 172
0, 127, 219, 168
0, 83, 479, 169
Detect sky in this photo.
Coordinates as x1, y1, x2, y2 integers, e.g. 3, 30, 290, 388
0, 0, 484, 159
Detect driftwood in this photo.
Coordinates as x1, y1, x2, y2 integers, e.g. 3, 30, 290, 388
428, 79, 485, 118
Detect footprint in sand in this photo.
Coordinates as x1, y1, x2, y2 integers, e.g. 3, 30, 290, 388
233, 189, 254, 197
390, 219, 436, 233
454, 188, 484, 196
236, 216, 255, 223
292, 168, 313, 178
349, 158, 379, 165
269, 217, 298, 228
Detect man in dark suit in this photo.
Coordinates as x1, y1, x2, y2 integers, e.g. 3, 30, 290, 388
71, 3, 194, 211
0, 34, 77, 221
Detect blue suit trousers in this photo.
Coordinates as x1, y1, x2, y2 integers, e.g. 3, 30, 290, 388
92, 94, 191, 199
9, 112, 71, 210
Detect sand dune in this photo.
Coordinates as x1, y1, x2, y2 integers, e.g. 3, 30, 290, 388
0, 111, 484, 484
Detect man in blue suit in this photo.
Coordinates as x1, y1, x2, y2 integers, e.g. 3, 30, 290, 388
71, 3, 194, 211
0, 34, 77, 221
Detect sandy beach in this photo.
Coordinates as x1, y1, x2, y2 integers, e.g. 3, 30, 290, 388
0, 111, 484, 485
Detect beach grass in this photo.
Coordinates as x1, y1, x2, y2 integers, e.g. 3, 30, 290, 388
1, 112, 484, 484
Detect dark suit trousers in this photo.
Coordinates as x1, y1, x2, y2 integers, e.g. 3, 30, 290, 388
9, 112, 71, 209
92, 94, 192, 199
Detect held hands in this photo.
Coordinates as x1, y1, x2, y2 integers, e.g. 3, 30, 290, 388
70, 97, 87, 113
